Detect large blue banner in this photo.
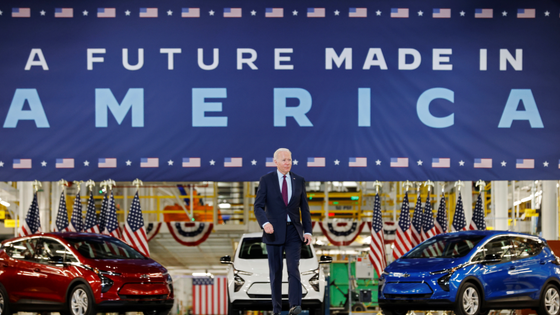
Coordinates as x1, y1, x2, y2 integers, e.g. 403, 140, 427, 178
0, 1, 559, 181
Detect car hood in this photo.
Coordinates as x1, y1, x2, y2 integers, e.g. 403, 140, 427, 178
234, 257, 319, 277
386, 258, 463, 274
86, 258, 167, 274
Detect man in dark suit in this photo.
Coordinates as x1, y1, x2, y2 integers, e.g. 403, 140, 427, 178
254, 148, 312, 315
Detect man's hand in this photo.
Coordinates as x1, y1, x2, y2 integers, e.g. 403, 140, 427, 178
264, 223, 274, 234
304, 234, 312, 245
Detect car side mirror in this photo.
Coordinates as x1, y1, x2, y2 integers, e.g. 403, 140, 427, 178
482, 253, 502, 264
319, 255, 333, 264
220, 255, 232, 264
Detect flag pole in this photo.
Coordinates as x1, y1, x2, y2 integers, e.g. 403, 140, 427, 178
132, 178, 143, 192
373, 180, 382, 194
86, 180, 96, 194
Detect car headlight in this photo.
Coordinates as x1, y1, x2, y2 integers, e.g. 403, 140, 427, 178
430, 267, 460, 291
233, 268, 252, 292
93, 268, 120, 293
303, 268, 320, 291
163, 272, 174, 296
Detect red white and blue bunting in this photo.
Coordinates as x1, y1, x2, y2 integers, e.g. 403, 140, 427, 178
146, 222, 162, 242
167, 221, 214, 246
318, 220, 366, 246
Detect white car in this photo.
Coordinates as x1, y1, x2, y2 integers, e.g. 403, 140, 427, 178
220, 232, 332, 315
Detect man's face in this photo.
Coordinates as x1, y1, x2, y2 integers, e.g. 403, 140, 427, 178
275, 151, 292, 175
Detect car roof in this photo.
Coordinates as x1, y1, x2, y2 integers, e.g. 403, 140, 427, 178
436, 230, 543, 240
240, 232, 263, 239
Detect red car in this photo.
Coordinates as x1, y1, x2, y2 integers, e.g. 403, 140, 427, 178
0, 232, 174, 315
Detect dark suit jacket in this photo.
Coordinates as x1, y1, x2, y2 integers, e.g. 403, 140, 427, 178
253, 171, 312, 245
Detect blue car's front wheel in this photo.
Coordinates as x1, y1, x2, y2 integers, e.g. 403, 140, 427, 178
538, 285, 560, 315
455, 283, 481, 315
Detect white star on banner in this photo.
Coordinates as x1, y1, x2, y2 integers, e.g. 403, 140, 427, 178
376, 159, 381, 165
292, 10, 298, 16
41, 161, 47, 167
168, 160, 174, 166
418, 11, 423, 16
209, 10, 215, 16
417, 160, 423, 166
83, 160, 89, 166
460, 11, 465, 16
167, 10, 173, 16
210, 159, 215, 165
544, 161, 549, 167
40, 10, 46, 16
334, 10, 340, 16
502, 11, 507, 17
376, 10, 381, 16
0, 161, 4, 167
293, 160, 298, 165
0, 10, 3, 16
501, 161, 507, 167
545, 11, 550, 17
251, 10, 256, 16
251, 160, 257, 165
334, 159, 340, 165
459, 160, 465, 166
126, 160, 132, 166
125, 10, 131, 16
83, 10, 88, 16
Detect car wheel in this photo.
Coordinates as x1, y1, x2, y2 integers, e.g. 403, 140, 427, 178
352, 303, 366, 312
538, 284, 560, 315
381, 308, 408, 315
455, 283, 481, 315
0, 285, 11, 315
67, 284, 95, 315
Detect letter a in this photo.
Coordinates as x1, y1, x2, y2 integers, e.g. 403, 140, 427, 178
3, 89, 50, 128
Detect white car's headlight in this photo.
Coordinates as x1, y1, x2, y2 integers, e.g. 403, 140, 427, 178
233, 267, 253, 292
302, 268, 320, 291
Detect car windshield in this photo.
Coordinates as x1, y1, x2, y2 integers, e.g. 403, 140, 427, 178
404, 234, 486, 258
64, 236, 146, 259
238, 237, 314, 259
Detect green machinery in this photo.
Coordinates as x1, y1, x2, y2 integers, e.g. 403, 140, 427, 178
329, 257, 379, 313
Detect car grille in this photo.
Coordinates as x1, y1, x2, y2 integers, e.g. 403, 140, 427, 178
118, 294, 168, 300
384, 293, 433, 299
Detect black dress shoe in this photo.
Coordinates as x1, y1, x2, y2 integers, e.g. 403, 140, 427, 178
289, 306, 302, 315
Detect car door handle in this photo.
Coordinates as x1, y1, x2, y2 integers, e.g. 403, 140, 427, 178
540, 260, 547, 265
34, 268, 41, 272
509, 266, 516, 270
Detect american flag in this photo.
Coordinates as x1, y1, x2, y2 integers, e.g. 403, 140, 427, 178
19, 193, 41, 236
435, 194, 448, 235
103, 192, 121, 239
422, 195, 437, 241
452, 193, 467, 231
421, 195, 439, 256
393, 192, 412, 260
98, 193, 108, 233
368, 194, 386, 277
55, 192, 70, 232
69, 192, 83, 232
469, 193, 486, 230
123, 192, 150, 257
192, 276, 227, 315
410, 193, 423, 247
84, 191, 100, 233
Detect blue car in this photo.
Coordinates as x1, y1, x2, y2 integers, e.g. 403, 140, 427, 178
379, 230, 560, 315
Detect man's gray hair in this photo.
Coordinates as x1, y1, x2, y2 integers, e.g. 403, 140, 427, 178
273, 148, 291, 160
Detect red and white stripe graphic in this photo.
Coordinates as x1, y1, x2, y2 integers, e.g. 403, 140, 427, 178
193, 276, 227, 315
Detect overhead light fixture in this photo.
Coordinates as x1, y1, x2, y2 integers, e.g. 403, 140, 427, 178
0, 199, 9, 207
193, 272, 214, 277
